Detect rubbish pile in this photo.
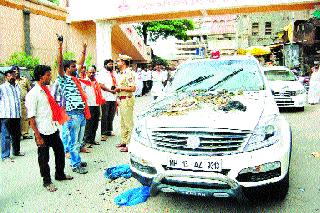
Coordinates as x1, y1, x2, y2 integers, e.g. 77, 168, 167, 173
158, 90, 247, 116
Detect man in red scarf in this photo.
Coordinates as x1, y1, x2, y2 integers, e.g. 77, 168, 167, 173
80, 66, 105, 147
25, 65, 73, 192
57, 38, 89, 174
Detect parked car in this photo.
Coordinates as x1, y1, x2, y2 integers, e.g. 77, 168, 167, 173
129, 56, 292, 202
263, 66, 307, 111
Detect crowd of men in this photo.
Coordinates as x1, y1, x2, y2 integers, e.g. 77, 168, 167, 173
0, 38, 176, 192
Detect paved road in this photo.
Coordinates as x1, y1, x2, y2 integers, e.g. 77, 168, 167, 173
1, 95, 320, 212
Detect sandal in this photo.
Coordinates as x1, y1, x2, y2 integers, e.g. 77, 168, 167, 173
116, 143, 126, 148
55, 174, 73, 181
119, 146, 128, 152
101, 135, 108, 141
44, 183, 57, 192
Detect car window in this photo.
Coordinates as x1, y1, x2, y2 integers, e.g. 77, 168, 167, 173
165, 59, 265, 93
264, 70, 296, 81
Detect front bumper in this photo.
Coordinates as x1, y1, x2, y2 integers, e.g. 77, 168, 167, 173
129, 120, 291, 199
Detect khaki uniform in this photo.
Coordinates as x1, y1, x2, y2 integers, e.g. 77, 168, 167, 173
16, 77, 31, 136
118, 68, 136, 145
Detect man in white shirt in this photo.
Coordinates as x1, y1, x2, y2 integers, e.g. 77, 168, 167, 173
96, 59, 117, 141
80, 66, 105, 146
25, 65, 73, 192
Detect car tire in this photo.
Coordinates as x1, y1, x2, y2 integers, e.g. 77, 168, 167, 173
243, 172, 289, 202
298, 107, 305, 112
268, 172, 289, 201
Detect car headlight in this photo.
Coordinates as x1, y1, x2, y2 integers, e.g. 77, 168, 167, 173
132, 120, 151, 147
244, 114, 280, 152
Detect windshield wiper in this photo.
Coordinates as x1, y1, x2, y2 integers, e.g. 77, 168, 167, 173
208, 68, 243, 91
176, 74, 215, 91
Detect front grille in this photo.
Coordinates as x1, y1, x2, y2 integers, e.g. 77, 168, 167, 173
273, 91, 296, 97
161, 178, 231, 190
151, 128, 251, 156
274, 98, 294, 107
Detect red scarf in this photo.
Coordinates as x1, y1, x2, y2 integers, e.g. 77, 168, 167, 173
79, 78, 106, 105
71, 77, 91, 120
40, 84, 70, 125
110, 71, 117, 86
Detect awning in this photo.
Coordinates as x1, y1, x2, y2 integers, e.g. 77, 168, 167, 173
246, 46, 271, 56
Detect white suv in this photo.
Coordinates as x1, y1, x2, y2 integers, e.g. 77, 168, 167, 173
129, 56, 292, 202
263, 66, 307, 111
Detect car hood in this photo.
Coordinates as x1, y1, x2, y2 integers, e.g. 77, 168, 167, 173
141, 91, 269, 131
268, 80, 304, 92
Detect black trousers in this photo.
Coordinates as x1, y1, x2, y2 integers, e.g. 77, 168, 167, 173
101, 101, 117, 136
142, 81, 148, 95
38, 131, 65, 185
83, 106, 100, 144
0, 118, 21, 156
147, 80, 153, 92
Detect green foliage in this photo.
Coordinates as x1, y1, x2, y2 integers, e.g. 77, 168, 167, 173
47, 0, 59, 5
151, 55, 168, 67
63, 51, 76, 60
85, 54, 93, 69
140, 19, 195, 44
5, 52, 40, 70
313, 10, 320, 19
53, 51, 76, 69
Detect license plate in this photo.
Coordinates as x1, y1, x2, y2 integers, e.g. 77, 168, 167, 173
167, 158, 222, 172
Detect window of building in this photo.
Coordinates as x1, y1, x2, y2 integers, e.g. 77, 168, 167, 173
265, 22, 272, 35
252, 23, 259, 36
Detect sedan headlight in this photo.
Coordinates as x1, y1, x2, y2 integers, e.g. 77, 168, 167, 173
244, 114, 281, 152
132, 120, 151, 147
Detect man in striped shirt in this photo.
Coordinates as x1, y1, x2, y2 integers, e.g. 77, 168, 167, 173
57, 38, 88, 174
0, 68, 24, 162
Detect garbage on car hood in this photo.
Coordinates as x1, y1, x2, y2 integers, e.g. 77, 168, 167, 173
144, 90, 247, 117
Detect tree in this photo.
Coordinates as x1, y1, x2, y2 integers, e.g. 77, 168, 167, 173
151, 55, 168, 67
136, 20, 195, 45
313, 10, 320, 19
5, 52, 40, 70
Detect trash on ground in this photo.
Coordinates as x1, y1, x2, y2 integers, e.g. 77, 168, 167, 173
104, 164, 132, 180
114, 186, 150, 206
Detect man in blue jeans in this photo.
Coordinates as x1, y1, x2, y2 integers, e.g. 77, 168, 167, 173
57, 37, 89, 174
0, 68, 25, 162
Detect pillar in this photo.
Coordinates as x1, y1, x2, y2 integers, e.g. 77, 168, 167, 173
95, 20, 115, 71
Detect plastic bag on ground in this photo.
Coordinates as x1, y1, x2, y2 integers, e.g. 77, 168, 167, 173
104, 164, 132, 180
114, 186, 151, 206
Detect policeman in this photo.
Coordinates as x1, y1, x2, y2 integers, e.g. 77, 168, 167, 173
115, 54, 136, 152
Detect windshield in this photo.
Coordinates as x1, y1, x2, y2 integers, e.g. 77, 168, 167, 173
264, 70, 296, 81
165, 59, 265, 93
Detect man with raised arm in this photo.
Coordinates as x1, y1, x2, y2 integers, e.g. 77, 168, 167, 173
57, 37, 90, 174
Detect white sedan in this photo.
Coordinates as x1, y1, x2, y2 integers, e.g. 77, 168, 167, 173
263, 66, 307, 111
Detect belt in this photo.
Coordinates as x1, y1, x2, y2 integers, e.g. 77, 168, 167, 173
119, 96, 132, 100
